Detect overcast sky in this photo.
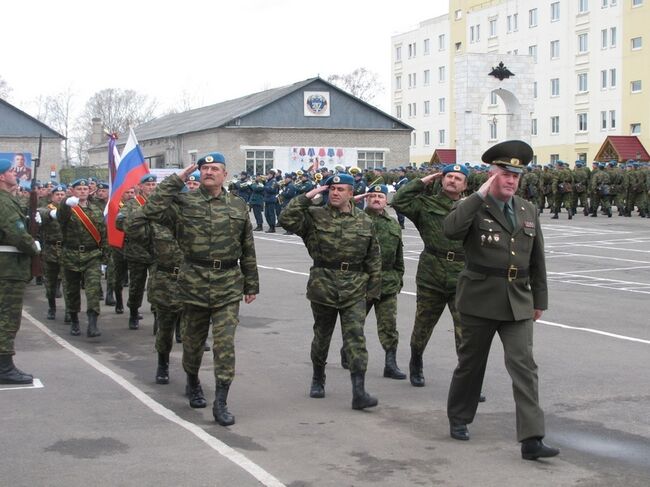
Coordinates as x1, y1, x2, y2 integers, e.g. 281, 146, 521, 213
3, 0, 447, 119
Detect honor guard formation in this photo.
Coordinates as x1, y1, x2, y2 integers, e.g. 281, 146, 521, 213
13, 139, 650, 460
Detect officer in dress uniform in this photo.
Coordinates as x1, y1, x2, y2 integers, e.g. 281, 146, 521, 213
443, 140, 559, 461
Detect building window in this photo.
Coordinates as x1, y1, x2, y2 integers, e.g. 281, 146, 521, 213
438, 97, 446, 113
551, 78, 560, 96
408, 42, 416, 58
602, 0, 608, 6
633, 0, 643, 6
245, 150, 274, 176
470, 26, 475, 43
610, 27, 617, 47
358, 151, 385, 170
395, 75, 401, 90
631, 36, 643, 50
551, 2, 561, 21
551, 40, 560, 59
424, 131, 431, 146
507, 15, 512, 33
578, 72, 589, 92
579, 0, 589, 13
412, 132, 417, 146
578, 113, 588, 132
438, 66, 446, 82
439, 129, 446, 144
408, 73, 416, 88
551, 116, 560, 134
601, 70, 607, 89
438, 34, 446, 50
424, 100, 430, 116
631, 123, 641, 134
489, 18, 497, 37
455, 9, 463, 20
489, 120, 498, 140
578, 33, 589, 53
601, 111, 608, 129
631, 80, 642, 92
395, 46, 402, 61
395, 104, 402, 119
550, 154, 560, 164
610, 68, 617, 87
490, 91, 498, 105
424, 38, 430, 55
423, 69, 430, 86
529, 44, 538, 62
408, 103, 417, 117
610, 110, 616, 128
601, 29, 608, 49
533, 81, 538, 98
531, 118, 538, 135
529, 8, 538, 27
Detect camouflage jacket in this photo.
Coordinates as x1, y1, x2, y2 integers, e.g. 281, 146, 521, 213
38, 202, 63, 264
54, 198, 106, 270
0, 189, 38, 281
279, 194, 382, 307
142, 174, 259, 308
590, 169, 610, 192
391, 178, 464, 293
147, 218, 183, 310
116, 196, 154, 264
552, 169, 574, 193
365, 209, 404, 296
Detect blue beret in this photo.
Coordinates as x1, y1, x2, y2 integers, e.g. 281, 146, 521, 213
87, 177, 97, 183
367, 184, 388, 195
71, 178, 89, 187
140, 174, 157, 184
326, 173, 354, 186
608, 161, 616, 167
52, 184, 67, 193
0, 159, 11, 174
442, 164, 469, 178
197, 152, 226, 168
598, 162, 606, 168
186, 170, 201, 182
19, 180, 31, 191
96, 181, 109, 189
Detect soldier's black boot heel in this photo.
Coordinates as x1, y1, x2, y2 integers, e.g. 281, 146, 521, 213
86, 311, 101, 337
155, 352, 169, 384
383, 349, 406, 380
114, 290, 124, 314
213, 381, 235, 426
0, 355, 33, 385
186, 373, 207, 408
310, 365, 325, 398
70, 312, 81, 336
409, 347, 425, 387
47, 298, 56, 320
105, 284, 116, 306
351, 372, 378, 410
128, 308, 139, 330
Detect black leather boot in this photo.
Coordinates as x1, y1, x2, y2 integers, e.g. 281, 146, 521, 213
340, 347, 349, 370
351, 372, 378, 410
155, 352, 169, 384
409, 347, 425, 387
583, 207, 589, 216
213, 381, 235, 426
87, 311, 101, 338
70, 312, 81, 336
309, 365, 325, 398
47, 297, 56, 320
521, 437, 560, 460
0, 354, 33, 385
186, 373, 207, 408
105, 283, 116, 306
64, 310, 72, 323
383, 349, 406, 380
254, 225, 263, 231
551, 211, 559, 219
114, 290, 124, 314
55, 279, 62, 298
128, 308, 139, 330
265, 226, 276, 233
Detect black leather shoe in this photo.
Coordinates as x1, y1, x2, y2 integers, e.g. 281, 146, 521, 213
450, 422, 469, 441
521, 438, 559, 460
187, 374, 207, 408
310, 365, 325, 398
478, 393, 486, 403
409, 348, 425, 387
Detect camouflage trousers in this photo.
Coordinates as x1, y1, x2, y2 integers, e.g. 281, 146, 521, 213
44, 260, 64, 302
111, 250, 129, 290
611, 193, 625, 212
63, 258, 102, 314
0, 280, 27, 356
155, 305, 182, 355
572, 191, 589, 209
311, 299, 368, 373
127, 261, 149, 310
590, 193, 611, 212
366, 294, 399, 351
181, 301, 240, 384
410, 286, 461, 356
626, 192, 647, 213
552, 192, 573, 213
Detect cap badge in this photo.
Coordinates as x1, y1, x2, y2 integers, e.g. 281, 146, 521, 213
205, 155, 214, 163
333, 176, 340, 183
453, 165, 461, 171
510, 158, 521, 166
374, 185, 381, 191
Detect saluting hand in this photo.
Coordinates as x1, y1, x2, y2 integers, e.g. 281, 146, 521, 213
354, 193, 370, 203
421, 172, 442, 186
305, 184, 329, 200
178, 164, 198, 181
478, 174, 497, 198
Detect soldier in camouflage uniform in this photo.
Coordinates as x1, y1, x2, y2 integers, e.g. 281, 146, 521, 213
280, 173, 382, 410
551, 161, 574, 219
0, 159, 40, 384
108, 187, 135, 314
116, 174, 157, 330
342, 184, 406, 379
519, 166, 540, 209
391, 164, 469, 389
589, 163, 612, 217
572, 161, 591, 216
38, 184, 67, 320
57, 179, 107, 337
625, 162, 647, 217
93, 182, 113, 305
607, 161, 627, 216
540, 165, 554, 213
143, 153, 259, 426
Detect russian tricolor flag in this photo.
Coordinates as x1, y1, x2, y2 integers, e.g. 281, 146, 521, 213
105, 128, 149, 248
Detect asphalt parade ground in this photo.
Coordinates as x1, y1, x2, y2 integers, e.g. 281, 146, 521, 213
3, 209, 650, 487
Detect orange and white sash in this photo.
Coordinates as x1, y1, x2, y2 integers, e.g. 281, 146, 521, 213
71, 206, 101, 245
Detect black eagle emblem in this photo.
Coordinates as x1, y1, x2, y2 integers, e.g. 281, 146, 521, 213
489, 62, 515, 81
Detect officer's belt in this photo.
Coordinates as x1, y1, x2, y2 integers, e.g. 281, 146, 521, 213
0, 245, 22, 253
313, 260, 363, 272
63, 243, 99, 252
466, 263, 529, 281
424, 245, 465, 262
185, 256, 239, 270
157, 264, 181, 276
45, 240, 62, 247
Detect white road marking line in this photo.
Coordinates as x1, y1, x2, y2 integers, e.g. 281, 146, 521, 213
538, 320, 650, 345
557, 265, 650, 274
254, 236, 303, 245
545, 251, 650, 265
22, 311, 285, 487
0, 378, 43, 391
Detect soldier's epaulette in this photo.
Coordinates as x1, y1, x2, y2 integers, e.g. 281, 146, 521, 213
47, 203, 57, 210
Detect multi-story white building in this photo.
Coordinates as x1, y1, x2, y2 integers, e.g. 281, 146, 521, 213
392, 0, 650, 165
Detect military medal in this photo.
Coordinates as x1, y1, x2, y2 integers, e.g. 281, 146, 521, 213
481, 235, 486, 245
487, 235, 493, 244
524, 221, 535, 228
494, 234, 500, 242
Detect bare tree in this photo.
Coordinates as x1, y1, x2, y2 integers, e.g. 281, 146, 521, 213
41, 89, 75, 166
0, 75, 12, 100
327, 68, 384, 103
